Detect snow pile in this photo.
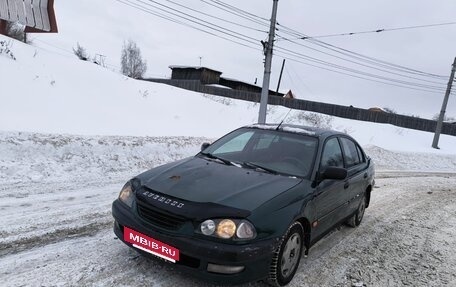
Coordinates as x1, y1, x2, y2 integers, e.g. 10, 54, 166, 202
0, 131, 210, 184
365, 145, 456, 172
2, 131, 455, 187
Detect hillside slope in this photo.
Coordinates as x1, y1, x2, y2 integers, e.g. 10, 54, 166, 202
1, 35, 456, 154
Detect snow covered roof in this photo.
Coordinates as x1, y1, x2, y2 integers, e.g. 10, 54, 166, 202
221, 76, 259, 88
168, 65, 222, 74
246, 124, 321, 136
205, 84, 232, 89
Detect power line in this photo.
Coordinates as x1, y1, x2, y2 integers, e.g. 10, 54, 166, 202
276, 23, 448, 79
33, 39, 74, 55
128, 0, 260, 44
309, 38, 448, 79
199, 0, 270, 28
276, 36, 447, 86
205, 0, 270, 22
274, 47, 447, 92
276, 54, 446, 94
34, 38, 121, 70
298, 21, 456, 39
205, 1, 450, 83
139, 0, 260, 43
163, 0, 268, 33
118, 0, 451, 94
284, 63, 314, 96
116, 0, 262, 51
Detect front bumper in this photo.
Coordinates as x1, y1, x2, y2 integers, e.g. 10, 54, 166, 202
112, 199, 279, 284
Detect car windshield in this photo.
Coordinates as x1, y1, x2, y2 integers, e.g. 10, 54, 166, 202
200, 127, 318, 178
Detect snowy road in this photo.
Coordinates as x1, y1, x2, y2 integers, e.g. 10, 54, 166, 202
1, 172, 455, 287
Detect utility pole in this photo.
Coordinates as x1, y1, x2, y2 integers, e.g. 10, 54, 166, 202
258, 0, 279, 124
276, 59, 286, 96
432, 57, 456, 149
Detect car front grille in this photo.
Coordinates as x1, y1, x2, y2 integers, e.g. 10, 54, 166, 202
136, 199, 187, 230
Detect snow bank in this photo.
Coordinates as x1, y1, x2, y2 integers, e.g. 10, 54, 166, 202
0, 131, 210, 184
365, 145, 456, 172
1, 131, 455, 187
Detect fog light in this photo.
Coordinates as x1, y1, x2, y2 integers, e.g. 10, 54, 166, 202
207, 263, 245, 274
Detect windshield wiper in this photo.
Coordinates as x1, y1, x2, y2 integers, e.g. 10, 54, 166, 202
200, 152, 234, 166
242, 161, 278, 175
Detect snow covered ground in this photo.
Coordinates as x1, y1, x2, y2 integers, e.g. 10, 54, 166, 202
2, 174, 456, 287
0, 133, 455, 287
1, 33, 456, 287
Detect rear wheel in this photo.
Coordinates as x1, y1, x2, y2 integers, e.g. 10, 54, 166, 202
267, 222, 305, 286
347, 193, 366, 227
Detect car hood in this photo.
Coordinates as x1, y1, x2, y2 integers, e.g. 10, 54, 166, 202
136, 156, 302, 211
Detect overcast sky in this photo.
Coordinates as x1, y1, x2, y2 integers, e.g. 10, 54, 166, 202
34, 0, 456, 119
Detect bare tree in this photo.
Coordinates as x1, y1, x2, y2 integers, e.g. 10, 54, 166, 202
72, 42, 89, 61
121, 40, 147, 79
292, 111, 333, 129
0, 40, 16, 60
382, 107, 397, 114
432, 113, 455, 122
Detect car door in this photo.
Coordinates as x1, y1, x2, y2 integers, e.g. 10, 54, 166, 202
339, 137, 368, 216
312, 137, 347, 238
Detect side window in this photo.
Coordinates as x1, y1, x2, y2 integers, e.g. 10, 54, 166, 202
356, 145, 366, 163
320, 138, 344, 170
213, 131, 254, 154
340, 137, 360, 168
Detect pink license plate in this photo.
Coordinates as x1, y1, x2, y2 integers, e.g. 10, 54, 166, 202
124, 226, 180, 263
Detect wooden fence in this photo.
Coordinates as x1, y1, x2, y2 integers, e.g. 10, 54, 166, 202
144, 78, 456, 136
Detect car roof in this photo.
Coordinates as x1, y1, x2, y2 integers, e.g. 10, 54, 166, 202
245, 123, 345, 139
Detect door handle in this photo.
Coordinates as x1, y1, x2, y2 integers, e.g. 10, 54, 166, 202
344, 182, 350, 189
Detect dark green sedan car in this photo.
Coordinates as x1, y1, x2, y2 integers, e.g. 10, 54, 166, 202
112, 124, 375, 286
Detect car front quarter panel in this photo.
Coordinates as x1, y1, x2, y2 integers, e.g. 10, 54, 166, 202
248, 182, 313, 240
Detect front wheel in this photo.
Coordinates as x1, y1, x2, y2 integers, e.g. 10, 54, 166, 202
347, 193, 366, 227
267, 222, 305, 286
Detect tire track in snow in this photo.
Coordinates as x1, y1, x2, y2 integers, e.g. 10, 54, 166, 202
0, 219, 112, 257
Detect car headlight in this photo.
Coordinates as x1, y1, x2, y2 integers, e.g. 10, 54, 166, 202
198, 219, 256, 240
201, 219, 216, 235
217, 219, 236, 238
118, 181, 134, 207
236, 221, 256, 239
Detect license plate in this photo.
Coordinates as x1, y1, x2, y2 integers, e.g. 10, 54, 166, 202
124, 226, 180, 263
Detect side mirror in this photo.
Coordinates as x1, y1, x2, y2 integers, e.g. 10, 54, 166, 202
201, 142, 211, 151
321, 167, 347, 181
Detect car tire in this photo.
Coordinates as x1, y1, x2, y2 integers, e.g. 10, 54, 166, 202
267, 222, 305, 287
347, 193, 366, 227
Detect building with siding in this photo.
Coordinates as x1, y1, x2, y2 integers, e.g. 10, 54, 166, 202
169, 66, 222, 85
168, 66, 283, 96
